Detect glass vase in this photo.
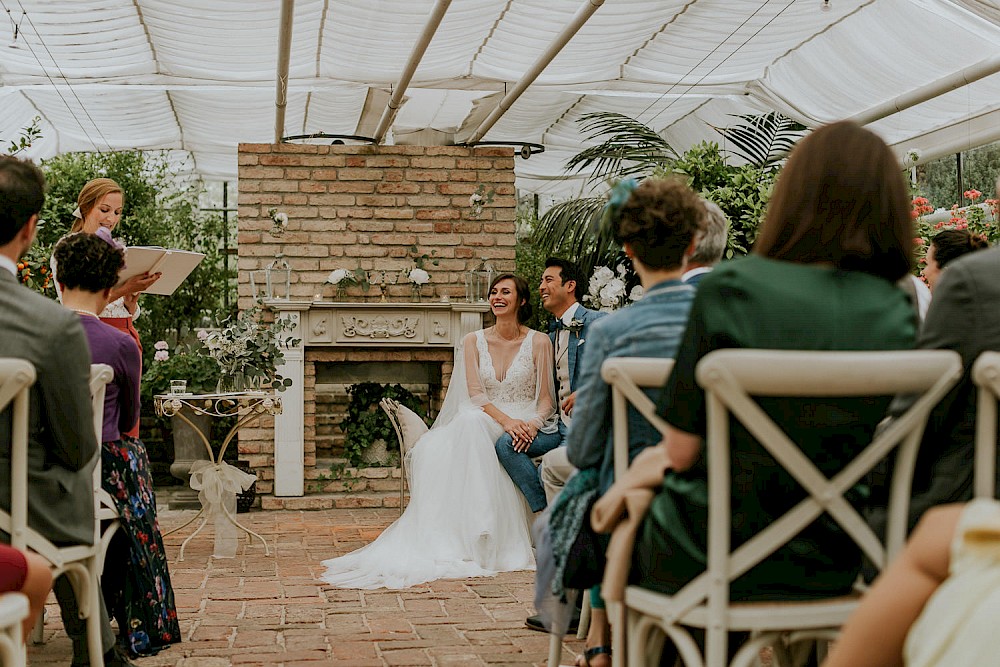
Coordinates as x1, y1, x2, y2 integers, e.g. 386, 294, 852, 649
217, 371, 247, 394
411, 284, 422, 302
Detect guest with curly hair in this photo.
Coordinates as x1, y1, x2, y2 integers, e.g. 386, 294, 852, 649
54, 178, 161, 439
53, 232, 179, 659
922, 227, 989, 290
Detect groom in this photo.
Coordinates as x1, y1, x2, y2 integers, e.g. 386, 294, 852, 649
494, 257, 605, 513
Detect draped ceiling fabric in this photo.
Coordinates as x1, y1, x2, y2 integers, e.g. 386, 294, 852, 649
2, 0, 999, 199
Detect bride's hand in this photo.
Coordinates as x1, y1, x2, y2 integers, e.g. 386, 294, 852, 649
504, 419, 534, 452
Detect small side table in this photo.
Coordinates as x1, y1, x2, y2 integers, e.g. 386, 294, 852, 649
154, 391, 282, 560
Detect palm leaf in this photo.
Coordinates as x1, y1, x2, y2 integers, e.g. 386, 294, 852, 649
532, 196, 619, 278
712, 112, 807, 167
567, 112, 677, 184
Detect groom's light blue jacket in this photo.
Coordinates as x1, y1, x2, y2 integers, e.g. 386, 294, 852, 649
549, 303, 605, 399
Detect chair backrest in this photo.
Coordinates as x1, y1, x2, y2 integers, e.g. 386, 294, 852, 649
600, 358, 675, 481
0, 359, 37, 552
89, 365, 118, 551
691, 349, 962, 665
379, 398, 429, 459
972, 351, 1000, 499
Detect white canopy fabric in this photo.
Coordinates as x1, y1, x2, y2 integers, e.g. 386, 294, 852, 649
2, 0, 999, 197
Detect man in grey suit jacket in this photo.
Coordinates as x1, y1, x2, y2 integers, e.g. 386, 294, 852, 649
494, 258, 605, 512
0, 156, 132, 666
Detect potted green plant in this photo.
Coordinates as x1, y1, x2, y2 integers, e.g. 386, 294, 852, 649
342, 383, 429, 467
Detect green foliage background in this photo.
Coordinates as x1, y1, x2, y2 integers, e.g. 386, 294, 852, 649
341, 383, 429, 468
918, 142, 1000, 209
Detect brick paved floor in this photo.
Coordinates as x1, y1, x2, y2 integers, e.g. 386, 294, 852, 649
27, 506, 585, 666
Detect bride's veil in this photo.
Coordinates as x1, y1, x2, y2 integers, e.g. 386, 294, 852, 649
430, 333, 472, 431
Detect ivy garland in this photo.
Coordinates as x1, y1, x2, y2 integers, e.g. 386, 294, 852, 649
342, 382, 429, 468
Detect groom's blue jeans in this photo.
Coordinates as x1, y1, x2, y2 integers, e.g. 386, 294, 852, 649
495, 422, 566, 512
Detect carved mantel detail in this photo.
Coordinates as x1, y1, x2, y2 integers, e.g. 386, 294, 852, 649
342, 315, 419, 339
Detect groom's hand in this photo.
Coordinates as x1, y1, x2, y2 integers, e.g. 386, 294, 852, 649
561, 391, 576, 416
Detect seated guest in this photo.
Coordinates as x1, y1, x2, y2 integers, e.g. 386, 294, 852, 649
872, 178, 1000, 534
0, 155, 134, 667
596, 120, 917, 663
554, 177, 704, 666
54, 232, 180, 658
0, 543, 52, 641
823, 501, 999, 667
681, 199, 729, 286
921, 227, 988, 291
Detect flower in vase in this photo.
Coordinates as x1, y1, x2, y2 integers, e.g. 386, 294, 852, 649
326, 268, 351, 285
409, 267, 430, 285
267, 208, 289, 236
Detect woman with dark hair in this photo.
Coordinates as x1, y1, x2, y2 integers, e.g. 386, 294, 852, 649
53, 232, 179, 658
922, 228, 989, 290
595, 120, 917, 661
322, 273, 557, 589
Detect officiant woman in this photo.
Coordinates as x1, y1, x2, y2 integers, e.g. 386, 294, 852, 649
56, 177, 160, 436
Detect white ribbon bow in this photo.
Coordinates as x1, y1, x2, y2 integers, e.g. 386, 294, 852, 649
189, 460, 257, 558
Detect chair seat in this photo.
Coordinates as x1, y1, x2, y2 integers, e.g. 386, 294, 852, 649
626, 585, 860, 631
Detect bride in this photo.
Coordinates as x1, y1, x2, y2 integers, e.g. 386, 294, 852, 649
321, 273, 557, 589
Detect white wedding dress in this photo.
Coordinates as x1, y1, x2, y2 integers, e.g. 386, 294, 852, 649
320, 328, 556, 589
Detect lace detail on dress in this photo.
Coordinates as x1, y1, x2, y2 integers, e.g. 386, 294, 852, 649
476, 330, 537, 408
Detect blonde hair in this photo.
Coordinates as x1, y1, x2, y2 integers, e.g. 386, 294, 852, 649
70, 178, 123, 233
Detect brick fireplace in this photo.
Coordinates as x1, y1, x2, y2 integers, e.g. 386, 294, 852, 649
236, 143, 516, 502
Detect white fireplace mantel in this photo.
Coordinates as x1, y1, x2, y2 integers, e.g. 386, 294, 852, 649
264, 299, 491, 496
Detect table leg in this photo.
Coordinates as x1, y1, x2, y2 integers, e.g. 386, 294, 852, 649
177, 515, 211, 562
219, 502, 271, 556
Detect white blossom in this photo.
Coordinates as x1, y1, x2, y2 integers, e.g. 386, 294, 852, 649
629, 285, 644, 302
273, 211, 289, 227
154, 340, 169, 351
409, 268, 430, 285
154, 350, 169, 362
326, 268, 350, 284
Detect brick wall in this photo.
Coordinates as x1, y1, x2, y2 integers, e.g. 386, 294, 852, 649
236, 143, 516, 501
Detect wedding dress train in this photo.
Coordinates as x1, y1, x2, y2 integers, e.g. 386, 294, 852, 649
320, 329, 554, 589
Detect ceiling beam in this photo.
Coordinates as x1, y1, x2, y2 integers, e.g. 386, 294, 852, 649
852, 54, 1000, 126
463, 0, 606, 145
274, 0, 296, 143
372, 0, 454, 144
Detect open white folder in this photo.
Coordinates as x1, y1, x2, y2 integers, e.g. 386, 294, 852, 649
116, 246, 206, 296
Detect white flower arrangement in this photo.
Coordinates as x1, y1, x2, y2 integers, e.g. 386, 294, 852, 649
326, 268, 352, 285
469, 184, 496, 218
905, 148, 922, 166
154, 339, 169, 362
409, 267, 430, 285
584, 262, 643, 312
267, 208, 289, 236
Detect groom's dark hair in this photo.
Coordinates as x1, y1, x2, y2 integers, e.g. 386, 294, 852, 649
490, 273, 533, 324
544, 257, 584, 302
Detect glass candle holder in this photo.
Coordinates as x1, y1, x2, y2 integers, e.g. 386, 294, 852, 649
170, 379, 188, 395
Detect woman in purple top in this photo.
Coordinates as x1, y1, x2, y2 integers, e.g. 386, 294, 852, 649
53, 232, 179, 658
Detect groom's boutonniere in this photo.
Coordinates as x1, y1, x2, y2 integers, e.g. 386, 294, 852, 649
566, 318, 585, 337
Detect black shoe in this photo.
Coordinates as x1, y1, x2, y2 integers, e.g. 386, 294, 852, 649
525, 612, 580, 634
72, 645, 137, 667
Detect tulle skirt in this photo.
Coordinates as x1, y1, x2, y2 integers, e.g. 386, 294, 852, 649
320, 406, 536, 589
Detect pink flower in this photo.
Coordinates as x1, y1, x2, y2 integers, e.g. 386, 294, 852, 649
913, 237, 925, 246
154, 350, 169, 362
964, 189, 982, 201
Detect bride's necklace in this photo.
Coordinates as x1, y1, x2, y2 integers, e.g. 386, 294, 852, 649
494, 325, 524, 342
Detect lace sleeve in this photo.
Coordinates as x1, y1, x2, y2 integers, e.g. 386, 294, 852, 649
532, 331, 558, 433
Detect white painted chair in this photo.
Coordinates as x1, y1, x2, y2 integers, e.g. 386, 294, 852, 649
7, 361, 114, 666
546, 357, 675, 667
972, 351, 1000, 499
614, 349, 962, 667
0, 359, 37, 667
0, 593, 29, 667
379, 398, 428, 514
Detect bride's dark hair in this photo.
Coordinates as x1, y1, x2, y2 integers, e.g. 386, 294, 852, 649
489, 273, 532, 324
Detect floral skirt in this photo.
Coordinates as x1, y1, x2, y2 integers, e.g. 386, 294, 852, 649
102, 436, 181, 657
